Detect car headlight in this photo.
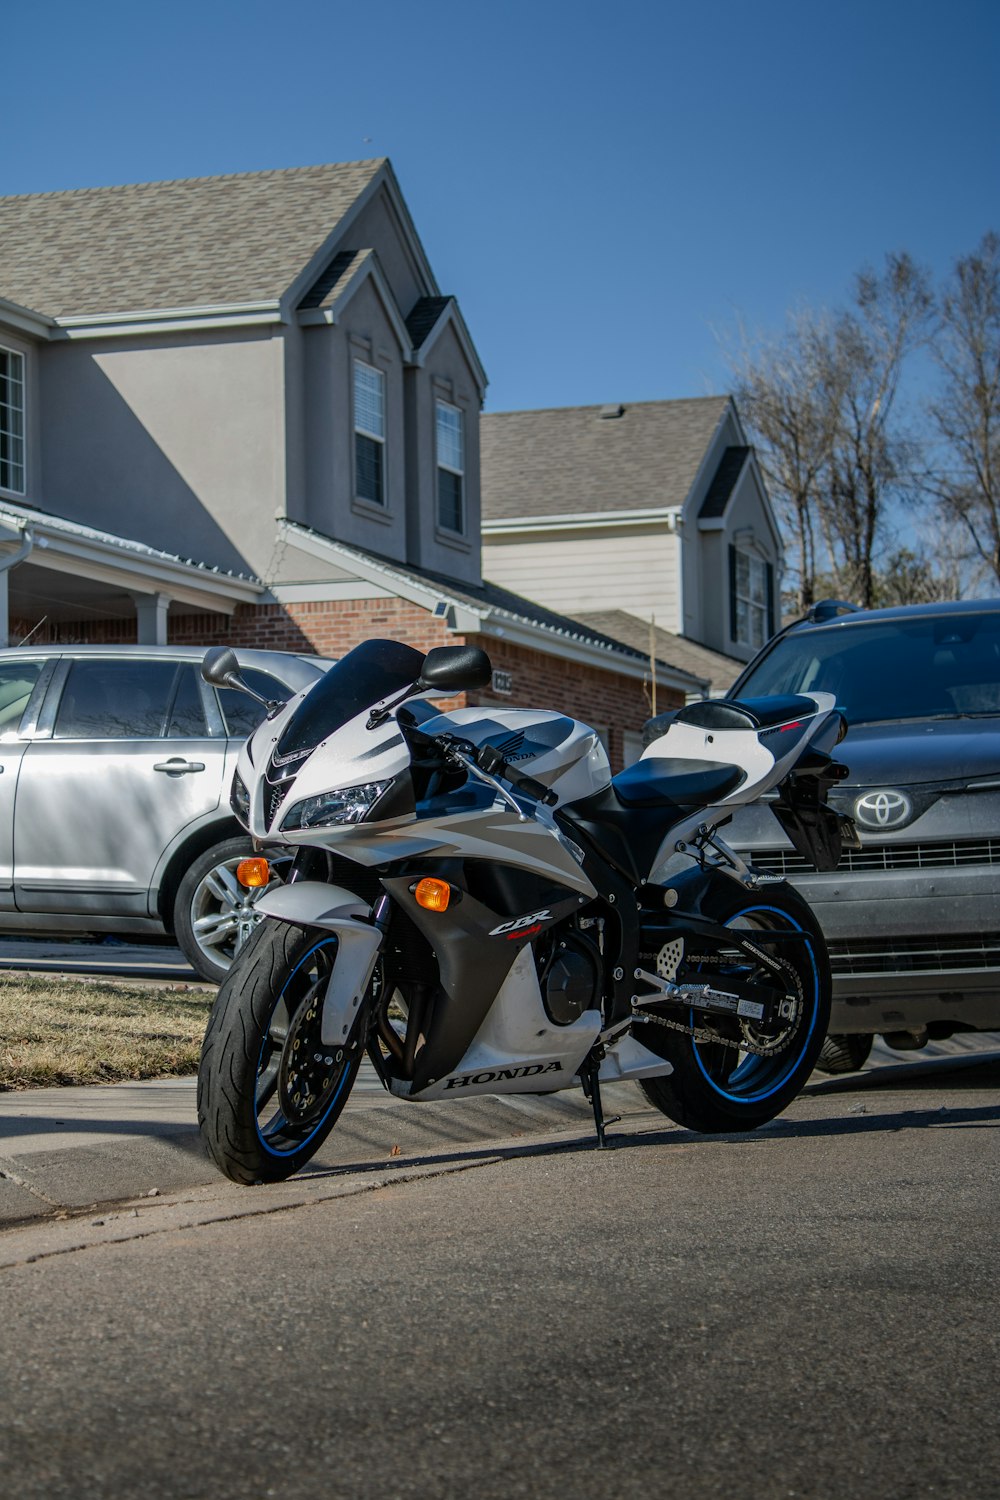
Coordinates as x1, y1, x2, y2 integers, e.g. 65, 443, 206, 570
230, 770, 251, 829
280, 780, 392, 831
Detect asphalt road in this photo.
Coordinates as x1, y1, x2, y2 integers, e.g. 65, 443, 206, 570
1, 1051, 997, 1500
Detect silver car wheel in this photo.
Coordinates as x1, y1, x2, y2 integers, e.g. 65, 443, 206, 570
189, 854, 273, 970
175, 838, 283, 983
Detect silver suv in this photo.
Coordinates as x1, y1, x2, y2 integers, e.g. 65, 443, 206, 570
724, 600, 1000, 1069
0, 645, 330, 982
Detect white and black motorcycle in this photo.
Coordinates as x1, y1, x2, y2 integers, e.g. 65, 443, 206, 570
197, 638, 856, 1184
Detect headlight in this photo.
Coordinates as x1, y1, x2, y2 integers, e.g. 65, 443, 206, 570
280, 780, 391, 831
230, 770, 251, 829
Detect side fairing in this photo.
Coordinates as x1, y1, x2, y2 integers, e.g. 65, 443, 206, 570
417, 707, 611, 805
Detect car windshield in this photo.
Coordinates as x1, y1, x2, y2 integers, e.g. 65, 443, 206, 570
737, 611, 1000, 724
273, 638, 426, 761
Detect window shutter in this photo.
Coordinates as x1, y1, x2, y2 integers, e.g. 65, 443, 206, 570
728, 545, 737, 643
766, 562, 775, 639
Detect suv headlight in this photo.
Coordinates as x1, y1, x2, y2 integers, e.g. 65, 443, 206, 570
280, 780, 392, 831
230, 770, 251, 829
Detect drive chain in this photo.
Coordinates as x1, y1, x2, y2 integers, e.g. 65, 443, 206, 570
630, 1007, 790, 1057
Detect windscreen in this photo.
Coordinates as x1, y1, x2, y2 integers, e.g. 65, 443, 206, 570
737, 611, 1000, 724
273, 639, 425, 761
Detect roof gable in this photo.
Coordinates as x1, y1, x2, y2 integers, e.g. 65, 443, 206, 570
0, 160, 386, 320
480, 397, 730, 523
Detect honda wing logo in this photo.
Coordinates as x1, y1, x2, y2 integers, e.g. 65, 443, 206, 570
854, 789, 913, 830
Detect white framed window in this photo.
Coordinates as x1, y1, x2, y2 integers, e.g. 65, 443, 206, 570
435, 400, 464, 534
354, 361, 386, 506
731, 547, 771, 649
0, 347, 25, 495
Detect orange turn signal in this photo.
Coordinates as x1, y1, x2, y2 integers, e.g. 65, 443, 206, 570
236, 857, 270, 889
414, 877, 451, 913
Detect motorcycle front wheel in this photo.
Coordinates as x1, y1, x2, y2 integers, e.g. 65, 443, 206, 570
198, 920, 368, 1184
638, 879, 831, 1133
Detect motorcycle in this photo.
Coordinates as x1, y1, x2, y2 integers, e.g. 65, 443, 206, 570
197, 637, 856, 1184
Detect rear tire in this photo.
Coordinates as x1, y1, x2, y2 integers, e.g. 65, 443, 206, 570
639, 879, 830, 1133
198, 920, 367, 1184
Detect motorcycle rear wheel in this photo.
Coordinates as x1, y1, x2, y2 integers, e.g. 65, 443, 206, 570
638, 879, 830, 1133
198, 920, 367, 1184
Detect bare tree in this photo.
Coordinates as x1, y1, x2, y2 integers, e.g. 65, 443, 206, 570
925, 231, 1000, 583
822, 253, 934, 607
729, 312, 836, 612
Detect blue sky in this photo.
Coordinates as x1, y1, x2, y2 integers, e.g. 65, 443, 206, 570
5, 0, 998, 412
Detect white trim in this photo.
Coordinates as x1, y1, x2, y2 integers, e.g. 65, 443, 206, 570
52, 302, 283, 340
679, 398, 735, 525
482, 506, 682, 535
270, 580, 393, 603
0, 502, 262, 613
0, 297, 55, 339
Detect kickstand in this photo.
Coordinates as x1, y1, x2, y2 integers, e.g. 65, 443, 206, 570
580, 1053, 620, 1149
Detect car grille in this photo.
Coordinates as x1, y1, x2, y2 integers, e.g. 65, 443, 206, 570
828, 934, 1000, 976
748, 838, 1000, 876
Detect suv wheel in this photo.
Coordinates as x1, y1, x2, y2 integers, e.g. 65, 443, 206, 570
815, 1032, 874, 1075
174, 838, 278, 984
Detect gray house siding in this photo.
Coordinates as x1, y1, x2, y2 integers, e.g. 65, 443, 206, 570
38, 328, 285, 577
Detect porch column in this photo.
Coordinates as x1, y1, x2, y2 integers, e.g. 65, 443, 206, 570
0, 571, 8, 648
134, 591, 171, 645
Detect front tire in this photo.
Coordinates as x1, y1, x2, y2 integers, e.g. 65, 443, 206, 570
198, 920, 367, 1184
639, 879, 831, 1133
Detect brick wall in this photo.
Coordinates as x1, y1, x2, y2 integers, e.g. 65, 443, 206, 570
12, 596, 679, 771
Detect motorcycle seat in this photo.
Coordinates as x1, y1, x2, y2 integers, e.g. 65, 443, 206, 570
611, 757, 745, 808
675, 694, 815, 732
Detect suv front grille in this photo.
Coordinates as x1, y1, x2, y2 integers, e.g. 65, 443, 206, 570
749, 838, 1000, 876
828, 934, 1000, 976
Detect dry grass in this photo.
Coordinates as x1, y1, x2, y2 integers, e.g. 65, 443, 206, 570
0, 975, 214, 1090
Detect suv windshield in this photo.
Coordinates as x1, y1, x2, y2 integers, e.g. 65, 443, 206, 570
737, 610, 1000, 724
273, 638, 426, 762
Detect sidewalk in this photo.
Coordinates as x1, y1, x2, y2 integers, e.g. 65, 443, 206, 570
0, 1061, 654, 1227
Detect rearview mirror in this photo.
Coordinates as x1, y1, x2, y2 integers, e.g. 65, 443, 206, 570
418, 646, 492, 693
201, 646, 243, 691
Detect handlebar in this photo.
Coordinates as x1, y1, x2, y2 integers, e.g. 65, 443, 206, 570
474, 743, 558, 806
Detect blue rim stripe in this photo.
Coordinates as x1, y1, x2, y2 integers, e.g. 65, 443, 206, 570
691, 906, 820, 1104
256, 936, 353, 1157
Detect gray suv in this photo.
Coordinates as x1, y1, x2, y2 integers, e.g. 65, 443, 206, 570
723, 600, 1000, 1068
0, 645, 329, 982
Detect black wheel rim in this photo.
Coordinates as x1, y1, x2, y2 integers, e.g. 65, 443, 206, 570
254, 937, 358, 1157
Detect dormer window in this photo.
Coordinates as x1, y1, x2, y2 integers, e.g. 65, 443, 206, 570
354, 361, 385, 506
0, 347, 25, 495
436, 400, 464, 534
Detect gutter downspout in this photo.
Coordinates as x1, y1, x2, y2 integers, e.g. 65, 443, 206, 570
0, 526, 35, 648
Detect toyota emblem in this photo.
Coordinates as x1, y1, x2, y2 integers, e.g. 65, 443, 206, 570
854, 789, 913, 830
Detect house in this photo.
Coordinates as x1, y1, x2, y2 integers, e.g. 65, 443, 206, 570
480, 398, 783, 693
0, 161, 703, 767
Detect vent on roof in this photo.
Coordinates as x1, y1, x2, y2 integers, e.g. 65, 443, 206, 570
599, 404, 625, 419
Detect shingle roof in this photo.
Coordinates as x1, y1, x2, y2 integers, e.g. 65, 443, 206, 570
699, 445, 750, 519
480, 397, 730, 522
0, 160, 385, 318
573, 610, 741, 696
405, 296, 451, 349
297, 248, 373, 311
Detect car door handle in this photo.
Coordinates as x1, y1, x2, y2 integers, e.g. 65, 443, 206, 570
153, 759, 207, 775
